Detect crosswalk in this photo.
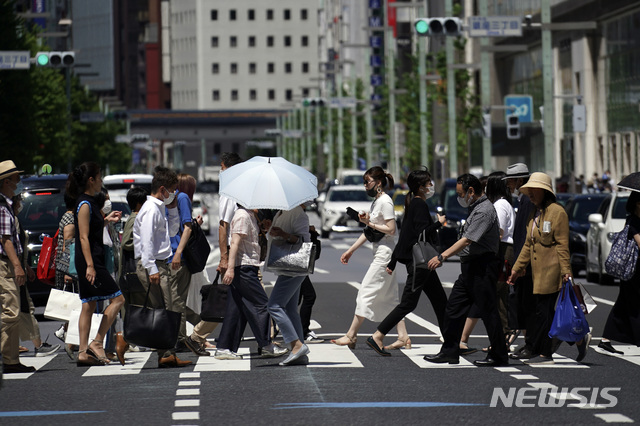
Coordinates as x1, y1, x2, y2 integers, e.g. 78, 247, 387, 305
7, 342, 640, 379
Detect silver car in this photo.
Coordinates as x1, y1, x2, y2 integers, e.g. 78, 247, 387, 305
320, 185, 372, 238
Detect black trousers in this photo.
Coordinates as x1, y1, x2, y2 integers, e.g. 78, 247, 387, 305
298, 276, 316, 337
217, 266, 270, 352
511, 268, 536, 349
528, 291, 559, 357
440, 254, 508, 363
377, 261, 448, 335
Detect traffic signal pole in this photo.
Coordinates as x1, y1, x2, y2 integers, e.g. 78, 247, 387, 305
445, 0, 457, 177
542, 0, 555, 177
480, 0, 492, 173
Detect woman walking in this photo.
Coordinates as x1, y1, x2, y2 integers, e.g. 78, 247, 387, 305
333, 167, 409, 351
597, 191, 640, 356
508, 172, 590, 364
68, 162, 125, 366
367, 168, 448, 356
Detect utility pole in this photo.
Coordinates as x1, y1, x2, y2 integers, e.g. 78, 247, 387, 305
480, 0, 491, 173
445, 0, 457, 176
384, 0, 398, 178
542, 0, 555, 177
418, 17, 429, 168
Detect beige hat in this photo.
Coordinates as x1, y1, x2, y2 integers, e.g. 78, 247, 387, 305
0, 160, 24, 181
519, 172, 555, 196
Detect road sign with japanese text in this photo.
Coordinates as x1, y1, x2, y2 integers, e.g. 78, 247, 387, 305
0, 51, 30, 70
504, 95, 533, 123
468, 16, 522, 37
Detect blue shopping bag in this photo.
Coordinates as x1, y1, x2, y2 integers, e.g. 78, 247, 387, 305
548, 279, 589, 342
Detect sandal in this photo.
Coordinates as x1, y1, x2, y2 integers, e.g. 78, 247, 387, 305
76, 349, 106, 367
331, 335, 357, 349
505, 330, 521, 347
385, 338, 412, 350
88, 340, 111, 364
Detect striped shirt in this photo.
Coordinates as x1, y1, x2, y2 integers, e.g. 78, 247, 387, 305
459, 194, 499, 260
0, 194, 22, 257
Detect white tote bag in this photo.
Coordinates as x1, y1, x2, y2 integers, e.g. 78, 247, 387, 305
186, 269, 210, 315
44, 288, 82, 321
65, 309, 105, 346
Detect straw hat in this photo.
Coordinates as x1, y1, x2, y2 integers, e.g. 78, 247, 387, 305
519, 172, 555, 196
0, 160, 23, 181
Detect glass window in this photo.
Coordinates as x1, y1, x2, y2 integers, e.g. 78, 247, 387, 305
267, 36, 274, 47
212, 63, 219, 74
302, 62, 309, 73
268, 63, 275, 73
268, 89, 275, 100
229, 10, 236, 20
284, 36, 291, 47
230, 63, 237, 74
231, 90, 238, 101
250, 89, 257, 100
248, 9, 255, 20
211, 36, 218, 47
267, 9, 273, 20
210, 10, 217, 20
285, 63, 292, 73
301, 9, 308, 20
285, 89, 292, 101
284, 9, 291, 20
612, 196, 629, 219
212, 90, 220, 101
301, 36, 309, 47
249, 36, 256, 47
249, 63, 256, 74
230, 36, 237, 47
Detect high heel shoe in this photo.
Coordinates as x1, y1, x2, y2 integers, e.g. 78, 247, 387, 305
76, 350, 106, 367
88, 340, 110, 364
330, 335, 356, 349
384, 337, 412, 350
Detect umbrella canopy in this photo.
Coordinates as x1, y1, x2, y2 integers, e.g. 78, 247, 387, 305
617, 172, 640, 193
219, 156, 318, 210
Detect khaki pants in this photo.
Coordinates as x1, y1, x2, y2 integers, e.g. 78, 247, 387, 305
191, 320, 218, 345
19, 285, 40, 342
170, 263, 200, 340
0, 257, 20, 364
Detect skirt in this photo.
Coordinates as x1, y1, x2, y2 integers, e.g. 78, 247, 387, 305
355, 244, 399, 322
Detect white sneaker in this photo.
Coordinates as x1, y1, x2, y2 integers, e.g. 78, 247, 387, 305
261, 343, 289, 358
127, 344, 146, 352
305, 331, 324, 344
214, 349, 243, 360
54, 325, 66, 342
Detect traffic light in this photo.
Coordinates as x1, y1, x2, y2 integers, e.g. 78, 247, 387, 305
414, 17, 463, 36
482, 112, 492, 138
506, 114, 520, 140
302, 97, 325, 107
34, 51, 75, 67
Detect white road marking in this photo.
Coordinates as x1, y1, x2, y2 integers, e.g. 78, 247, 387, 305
593, 413, 634, 423
401, 344, 475, 368
180, 372, 200, 378
510, 374, 538, 380
176, 388, 200, 396
194, 347, 251, 371
4, 355, 58, 379
82, 352, 152, 377
178, 380, 201, 386
313, 267, 330, 274
306, 343, 363, 368
526, 382, 557, 389
175, 399, 200, 407
494, 367, 521, 373
172, 411, 200, 420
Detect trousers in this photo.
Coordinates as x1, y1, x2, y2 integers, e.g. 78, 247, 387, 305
268, 275, 305, 344
0, 257, 20, 364
298, 276, 316, 337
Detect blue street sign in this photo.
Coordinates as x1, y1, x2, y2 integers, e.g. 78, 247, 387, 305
370, 55, 383, 67
369, 16, 382, 27
369, 0, 381, 8
504, 95, 533, 123
369, 36, 383, 48
370, 75, 383, 87
371, 93, 383, 102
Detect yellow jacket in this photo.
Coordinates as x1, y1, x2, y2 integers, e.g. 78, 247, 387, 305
512, 202, 572, 294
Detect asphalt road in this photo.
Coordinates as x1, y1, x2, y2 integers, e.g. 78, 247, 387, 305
2, 206, 639, 425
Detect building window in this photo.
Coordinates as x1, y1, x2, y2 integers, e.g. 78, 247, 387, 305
230, 36, 237, 47
302, 88, 309, 96
301, 9, 308, 20
267, 36, 274, 47
267, 63, 274, 74
284, 36, 291, 47
210, 10, 217, 20
248, 36, 256, 47
249, 63, 256, 74
285, 89, 292, 101
212, 63, 219, 74
285, 62, 292, 73
211, 36, 218, 47
301, 36, 309, 47
229, 10, 236, 20
250, 89, 257, 100
248, 9, 255, 20
231, 90, 238, 101
302, 62, 309, 73
230, 63, 238, 74
268, 89, 275, 100
267, 9, 273, 20
284, 9, 291, 20
212, 90, 220, 101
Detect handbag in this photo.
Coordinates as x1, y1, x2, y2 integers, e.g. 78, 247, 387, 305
182, 218, 211, 274
548, 279, 589, 342
65, 309, 105, 346
118, 250, 145, 293
200, 272, 228, 322
37, 230, 58, 285
186, 269, 210, 315
604, 223, 639, 281
265, 237, 316, 276
123, 273, 181, 349
572, 281, 597, 315
44, 287, 82, 321
363, 226, 385, 243
412, 230, 439, 269
68, 242, 77, 276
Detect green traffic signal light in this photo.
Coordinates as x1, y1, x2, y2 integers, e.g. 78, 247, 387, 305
36, 52, 49, 66
415, 19, 429, 35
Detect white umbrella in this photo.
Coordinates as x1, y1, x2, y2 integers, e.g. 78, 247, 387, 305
219, 156, 318, 210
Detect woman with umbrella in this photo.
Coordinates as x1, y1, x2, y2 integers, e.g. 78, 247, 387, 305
597, 174, 640, 355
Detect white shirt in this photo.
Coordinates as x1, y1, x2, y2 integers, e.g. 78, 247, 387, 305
270, 207, 310, 243
493, 198, 515, 244
369, 193, 395, 248
133, 195, 180, 275
219, 195, 237, 247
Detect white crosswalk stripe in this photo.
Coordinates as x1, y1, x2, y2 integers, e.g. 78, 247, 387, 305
82, 352, 153, 376
306, 342, 363, 368
401, 344, 475, 368
3, 355, 57, 379
194, 347, 251, 371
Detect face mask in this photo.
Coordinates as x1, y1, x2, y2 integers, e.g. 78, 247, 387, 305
425, 185, 435, 200
13, 181, 23, 195
513, 188, 520, 197
101, 199, 112, 215
457, 192, 471, 208
163, 189, 176, 206
366, 188, 378, 197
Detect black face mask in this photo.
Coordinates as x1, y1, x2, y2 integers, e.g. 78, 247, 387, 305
366, 188, 377, 197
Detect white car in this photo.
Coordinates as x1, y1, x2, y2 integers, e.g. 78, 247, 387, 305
320, 185, 373, 238
586, 191, 629, 284
192, 193, 210, 235
103, 174, 153, 193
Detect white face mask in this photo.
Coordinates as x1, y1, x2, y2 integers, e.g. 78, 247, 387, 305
163, 189, 176, 206
101, 199, 112, 215
457, 192, 471, 208
513, 188, 520, 197
425, 185, 435, 199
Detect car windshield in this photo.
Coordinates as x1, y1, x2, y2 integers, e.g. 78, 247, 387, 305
568, 197, 605, 223
342, 175, 362, 186
329, 190, 371, 202
443, 186, 467, 217
192, 200, 202, 208
197, 181, 219, 193
394, 193, 406, 206
613, 196, 629, 219
17, 192, 66, 232
111, 201, 132, 216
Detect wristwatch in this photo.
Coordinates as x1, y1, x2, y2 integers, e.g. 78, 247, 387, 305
437, 254, 444, 262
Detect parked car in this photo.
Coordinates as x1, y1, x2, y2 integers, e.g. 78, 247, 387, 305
564, 193, 608, 274
192, 193, 210, 235
436, 178, 468, 252
586, 191, 630, 284
103, 174, 153, 193
555, 192, 574, 208
337, 169, 364, 186
320, 185, 372, 238
391, 189, 409, 226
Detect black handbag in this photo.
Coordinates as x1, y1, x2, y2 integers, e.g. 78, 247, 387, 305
182, 218, 211, 274
123, 274, 181, 349
412, 230, 439, 269
363, 226, 385, 243
200, 272, 228, 322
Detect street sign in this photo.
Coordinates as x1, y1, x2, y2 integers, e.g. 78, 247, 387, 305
0, 51, 30, 70
79, 111, 105, 123
371, 93, 383, 102
371, 75, 383, 87
504, 95, 533, 123
329, 97, 357, 109
370, 55, 383, 67
369, 36, 383, 48
468, 16, 522, 37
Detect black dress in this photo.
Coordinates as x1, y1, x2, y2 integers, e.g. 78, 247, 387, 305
602, 214, 640, 346
74, 193, 122, 303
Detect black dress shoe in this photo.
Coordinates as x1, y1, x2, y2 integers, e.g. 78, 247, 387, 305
366, 336, 391, 357
3, 362, 36, 373
474, 357, 508, 367
509, 347, 533, 360
424, 352, 459, 364
184, 336, 210, 357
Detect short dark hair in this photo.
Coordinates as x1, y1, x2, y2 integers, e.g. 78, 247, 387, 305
626, 191, 640, 215
457, 173, 482, 194
221, 152, 243, 168
127, 187, 148, 210
485, 171, 510, 204
151, 166, 178, 193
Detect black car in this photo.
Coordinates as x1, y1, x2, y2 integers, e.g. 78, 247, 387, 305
436, 178, 468, 252
564, 193, 608, 274
18, 174, 69, 305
